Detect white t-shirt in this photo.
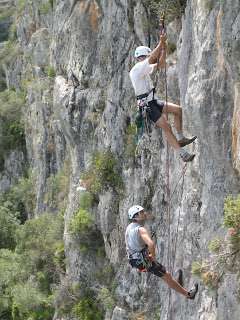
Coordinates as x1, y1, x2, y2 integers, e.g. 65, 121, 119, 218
129, 58, 154, 100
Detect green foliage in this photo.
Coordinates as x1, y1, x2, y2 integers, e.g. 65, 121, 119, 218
0, 173, 36, 250
0, 89, 25, 168
44, 160, 70, 210
45, 65, 56, 78
11, 282, 53, 319
167, 41, 176, 55
0, 8, 14, 23
191, 261, 205, 277
208, 238, 222, 253
147, 0, 187, 22
79, 192, 94, 210
72, 296, 103, 320
192, 261, 219, 289
0, 206, 20, 249
191, 194, 240, 291
202, 0, 214, 11
0, 212, 64, 319
16, 0, 27, 14
54, 241, 65, 271
97, 287, 115, 311
95, 264, 115, 286
82, 151, 123, 195
224, 195, 240, 229
124, 123, 137, 159
0, 89, 25, 120
0, 250, 22, 317
0, 40, 21, 65
0, 173, 36, 222
49, 0, 55, 8
69, 209, 94, 235
16, 213, 64, 276
39, 1, 52, 15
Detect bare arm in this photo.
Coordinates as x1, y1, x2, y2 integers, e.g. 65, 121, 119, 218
139, 227, 156, 260
148, 33, 167, 68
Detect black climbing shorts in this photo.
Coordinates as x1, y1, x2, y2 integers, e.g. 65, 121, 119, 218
129, 259, 166, 278
147, 99, 165, 123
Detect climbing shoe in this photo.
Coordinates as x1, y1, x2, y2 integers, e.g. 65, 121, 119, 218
179, 150, 195, 162
187, 283, 198, 300
176, 269, 184, 287
178, 136, 197, 147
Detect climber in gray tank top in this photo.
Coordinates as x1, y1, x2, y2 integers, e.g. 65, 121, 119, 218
125, 205, 198, 300
125, 222, 146, 256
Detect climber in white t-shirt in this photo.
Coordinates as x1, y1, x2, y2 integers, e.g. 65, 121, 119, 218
129, 33, 197, 162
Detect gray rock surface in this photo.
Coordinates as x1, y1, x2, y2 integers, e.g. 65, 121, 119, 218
1, 0, 240, 319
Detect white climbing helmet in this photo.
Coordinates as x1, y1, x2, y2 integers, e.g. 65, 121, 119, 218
128, 205, 144, 219
134, 46, 151, 58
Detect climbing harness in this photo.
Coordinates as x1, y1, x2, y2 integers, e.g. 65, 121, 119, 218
135, 88, 156, 140
128, 247, 153, 271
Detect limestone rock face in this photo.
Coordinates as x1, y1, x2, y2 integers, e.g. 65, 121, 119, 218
3, 0, 240, 319
232, 82, 240, 174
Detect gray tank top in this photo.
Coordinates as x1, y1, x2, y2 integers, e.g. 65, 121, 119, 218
125, 222, 146, 256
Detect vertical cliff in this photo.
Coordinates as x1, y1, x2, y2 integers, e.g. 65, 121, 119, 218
0, 0, 240, 319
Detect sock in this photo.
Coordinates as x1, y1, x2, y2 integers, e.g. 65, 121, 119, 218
178, 148, 188, 156
176, 132, 184, 141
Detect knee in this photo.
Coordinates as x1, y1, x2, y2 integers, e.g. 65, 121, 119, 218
162, 271, 172, 281
158, 120, 171, 132
175, 106, 182, 116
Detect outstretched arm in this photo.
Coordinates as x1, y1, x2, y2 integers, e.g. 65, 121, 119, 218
148, 33, 167, 68
139, 227, 156, 260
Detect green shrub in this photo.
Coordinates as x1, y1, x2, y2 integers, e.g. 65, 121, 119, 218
16, 0, 27, 14
0, 89, 25, 120
0, 206, 20, 249
191, 194, 240, 291
11, 282, 53, 319
202, 0, 214, 11
97, 287, 115, 311
44, 160, 70, 210
124, 124, 137, 159
95, 264, 115, 286
45, 65, 56, 78
39, 2, 52, 15
0, 173, 36, 222
208, 238, 222, 253
147, 0, 187, 21
79, 192, 94, 211
0, 210, 63, 319
82, 151, 123, 194
69, 209, 94, 235
0, 40, 21, 65
15, 212, 64, 279
0, 8, 14, 23
167, 41, 176, 55
191, 261, 204, 277
191, 261, 219, 289
72, 296, 103, 320
224, 195, 240, 229
0, 250, 23, 317
54, 241, 65, 271
0, 10, 14, 42
0, 89, 25, 167
49, 0, 55, 8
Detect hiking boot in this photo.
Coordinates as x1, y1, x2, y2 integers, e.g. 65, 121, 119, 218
180, 151, 195, 162
178, 136, 197, 147
187, 283, 198, 300
176, 269, 184, 287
